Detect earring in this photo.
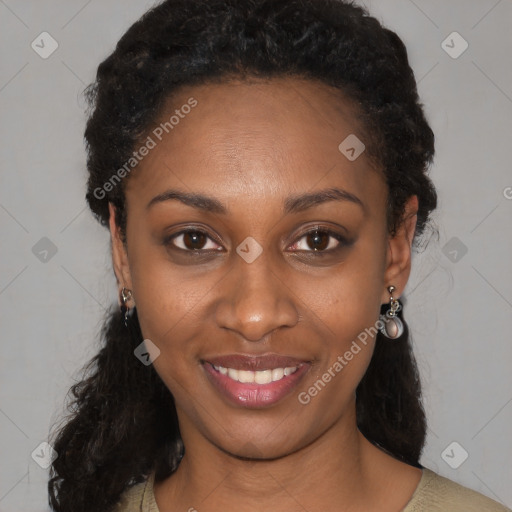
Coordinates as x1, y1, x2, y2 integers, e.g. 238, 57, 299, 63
120, 287, 133, 327
379, 285, 404, 340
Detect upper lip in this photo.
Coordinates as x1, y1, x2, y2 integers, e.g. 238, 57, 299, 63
203, 353, 311, 371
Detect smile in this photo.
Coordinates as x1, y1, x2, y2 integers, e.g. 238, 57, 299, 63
202, 355, 311, 408
212, 365, 299, 384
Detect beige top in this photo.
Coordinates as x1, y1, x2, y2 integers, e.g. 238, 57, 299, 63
114, 467, 511, 511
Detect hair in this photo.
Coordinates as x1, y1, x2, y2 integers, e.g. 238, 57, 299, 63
48, 0, 438, 510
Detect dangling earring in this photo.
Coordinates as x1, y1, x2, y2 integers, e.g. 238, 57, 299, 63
379, 285, 404, 339
119, 287, 142, 344
120, 287, 133, 327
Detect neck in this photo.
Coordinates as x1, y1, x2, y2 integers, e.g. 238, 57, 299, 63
153, 403, 415, 512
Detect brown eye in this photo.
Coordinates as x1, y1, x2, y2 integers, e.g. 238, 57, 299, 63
183, 231, 207, 250
167, 230, 222, 252
290, 228, 347, 253
306, 230, 330, 251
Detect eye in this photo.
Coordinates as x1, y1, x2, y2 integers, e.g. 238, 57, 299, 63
288, 227, 347, 253
166, 229, 223, 252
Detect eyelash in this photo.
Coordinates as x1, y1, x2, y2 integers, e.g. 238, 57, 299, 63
164, 227, 349, 255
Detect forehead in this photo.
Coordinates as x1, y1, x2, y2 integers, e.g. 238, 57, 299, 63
126, 77, 386, 214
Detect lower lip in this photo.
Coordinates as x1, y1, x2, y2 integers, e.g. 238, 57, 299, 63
202, 362, 310, 408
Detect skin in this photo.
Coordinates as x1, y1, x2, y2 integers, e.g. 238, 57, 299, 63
109, 77, 421, 512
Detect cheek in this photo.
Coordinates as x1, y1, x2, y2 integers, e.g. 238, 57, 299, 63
126, 221, 212, 340
291, 236, 386, 398
294, 238, 386, 340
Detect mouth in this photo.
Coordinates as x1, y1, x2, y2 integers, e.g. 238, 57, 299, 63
212, 364, 300, 383
201, 354, 311, 408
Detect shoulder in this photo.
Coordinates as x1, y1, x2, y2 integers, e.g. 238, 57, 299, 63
403, 467, 511, 512
113, 471, 159, 512
111, 467, 512, 512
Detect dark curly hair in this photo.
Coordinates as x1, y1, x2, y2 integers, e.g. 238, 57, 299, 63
48, 0, 437, 510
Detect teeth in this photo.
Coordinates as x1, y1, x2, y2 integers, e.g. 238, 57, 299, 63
238, 370, 255, 383
254, 369, 272, 384
272, 368, 284, 381
211, 365, 298, 383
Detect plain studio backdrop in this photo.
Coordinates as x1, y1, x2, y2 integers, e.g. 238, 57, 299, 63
0, 0, 511, 510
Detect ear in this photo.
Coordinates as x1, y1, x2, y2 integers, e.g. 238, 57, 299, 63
381, 195, 418, 304
108, 202, 133, 306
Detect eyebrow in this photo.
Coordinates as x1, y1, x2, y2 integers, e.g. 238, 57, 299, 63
146, 186, 365, 214
284, 187, 365, 214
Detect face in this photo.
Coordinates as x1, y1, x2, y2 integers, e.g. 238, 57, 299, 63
110, 77, 417, 460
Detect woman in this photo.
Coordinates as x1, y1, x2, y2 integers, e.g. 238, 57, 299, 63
48, 0, 510, 511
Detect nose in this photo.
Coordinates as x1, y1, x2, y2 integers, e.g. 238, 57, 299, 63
215, 254, 300, 342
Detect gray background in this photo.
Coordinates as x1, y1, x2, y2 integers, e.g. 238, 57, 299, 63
0, 0, 511, 510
